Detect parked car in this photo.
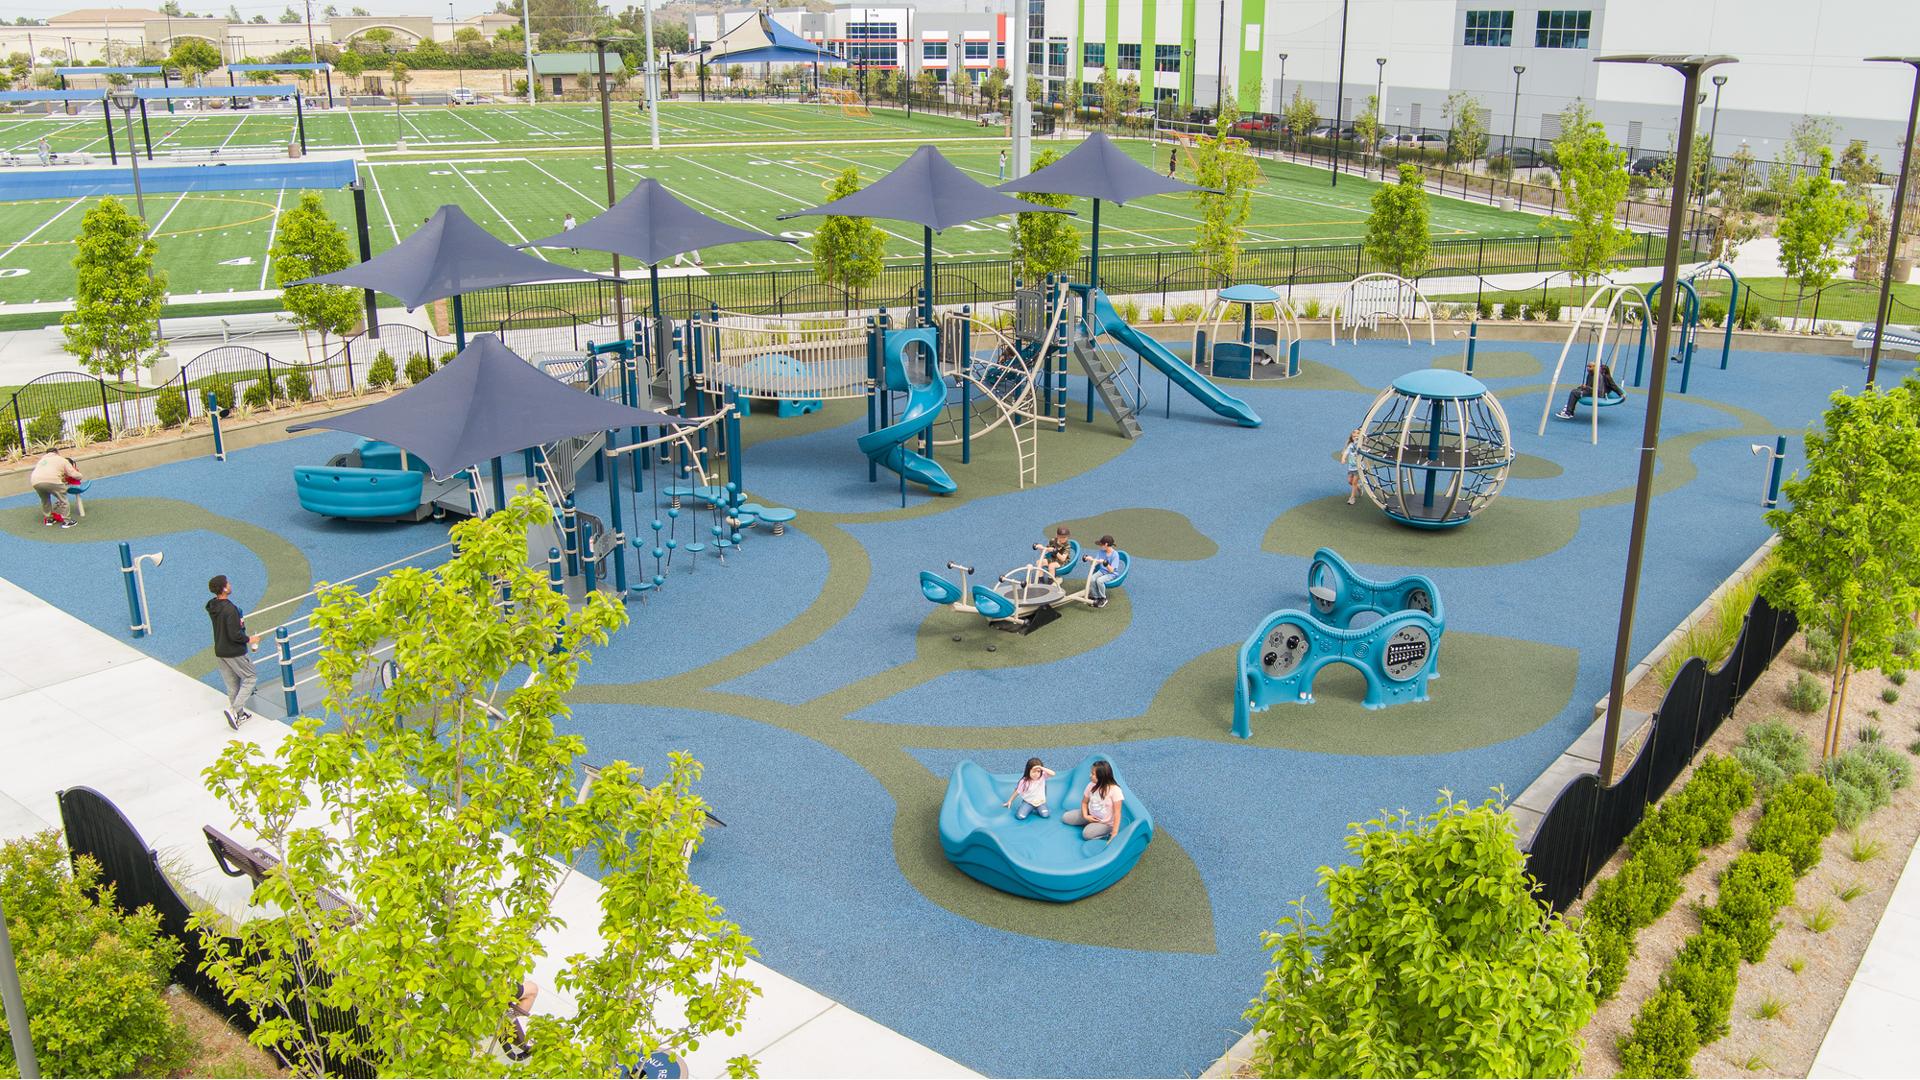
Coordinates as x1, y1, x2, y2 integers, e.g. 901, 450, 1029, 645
1395, 132, 1449, 151
1628, 154, 1667, 177
449, 87, 478, 106
1232, 112, 1281, 132
1502, 145, 1553, 169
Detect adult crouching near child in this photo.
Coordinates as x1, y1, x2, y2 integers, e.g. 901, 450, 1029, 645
207, 575, 263, 730
30, 447, 82, 529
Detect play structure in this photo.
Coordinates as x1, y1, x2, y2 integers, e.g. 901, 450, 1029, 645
1352, 370, 1514, 529
938, 755, 1154, 902
1539, 282, 1652, 444
294, 439, 480, 523
1234, 548, 1447, 736
1067, 281, 1262, 437
919, 541, 1130, 634
1331, 273, 1437, 346
1193, 284, 1300, 379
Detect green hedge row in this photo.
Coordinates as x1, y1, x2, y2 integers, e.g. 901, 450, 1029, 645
1580, 754, 1754, 1001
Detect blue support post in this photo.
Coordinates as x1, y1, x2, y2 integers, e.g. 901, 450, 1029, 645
605, 429, 626, 593
581, 517, 597, 594
119, 542, 145, 638
548, 547, 565, 595
205, 391, 225, 460
724, 391, 744, 492
491, 456, 506, 512
1465, 321, 1478, 374
1765, 435, 1787, 509
562, 495, 580, 578
960, 306, 973, 464
586, 352, 606, 482
275, 625, 297, 718
866, 314, 880, 483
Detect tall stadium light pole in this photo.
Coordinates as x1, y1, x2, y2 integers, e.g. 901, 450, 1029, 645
641, 0, 660, 149
1594, 53, 1736, 787
1698, 73, 1726, 217
1276, 52, 1287, 117
521, 0, 535, 105
1509, 64, 1525, 156
1009, 0, 1028, 177
1374, 56, 1386, 163
1864, 57, 1920, 389
1214, 0, 1226, 115
0, 898, 38, 1079
109, 90, 146, 223
1330, 0, 1349, 187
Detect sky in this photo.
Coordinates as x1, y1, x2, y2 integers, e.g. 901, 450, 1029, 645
13, 2, 528, 20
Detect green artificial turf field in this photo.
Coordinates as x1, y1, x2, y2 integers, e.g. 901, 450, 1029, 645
0, 127, 1545, 307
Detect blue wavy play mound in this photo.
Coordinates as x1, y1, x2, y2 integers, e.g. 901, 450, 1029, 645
938, 754, 1153, 902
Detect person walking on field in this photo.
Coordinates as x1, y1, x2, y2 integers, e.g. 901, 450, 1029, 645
207, 575, 263, 730
30, 447, 82, 528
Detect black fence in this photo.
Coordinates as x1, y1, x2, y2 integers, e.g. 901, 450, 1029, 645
56, 786, 375, 1077
1522, 593, 1798, 911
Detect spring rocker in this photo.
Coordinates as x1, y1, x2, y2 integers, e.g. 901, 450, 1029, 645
919, 543, 1129, 634
1233, 549, 1447, 737
1193, 284, 1300, 379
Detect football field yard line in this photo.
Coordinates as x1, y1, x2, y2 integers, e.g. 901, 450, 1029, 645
148, 189, 192, 237
259, 186, 286, 289
681, 152, 956, 258
444, 108, 500, 144
610, 160, 775, 240
7, 117, 91, 151
451, 162, 540, 253
215, 114, 249, 152
346, 107, 367, 149
0, 197, 85, 266
365, 161, 403, 243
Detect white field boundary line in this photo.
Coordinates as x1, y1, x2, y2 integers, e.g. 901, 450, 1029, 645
259, 185, 286, 289
0, 197, 86, 266
450, 157, 541, 254
681, 152, 956, 259
608, 160, 777, 242
146, 189, 193, 238
354, 134, 1006, 160
442, 107, 501, 144
5, 117, 96, 152
214, 112, 249, 152
364, 157, 402, 243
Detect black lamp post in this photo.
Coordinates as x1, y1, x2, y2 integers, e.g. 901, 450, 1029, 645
1699, 73, 1726, 216
1330, 0, 1349, 187
1276, 51, 1287, 116
109, 89, 146, 222
1509, 63, 1525, 158
1864, 56, 1920, 388
1374, 55, 1386, 169
1593, 52, 1737, 787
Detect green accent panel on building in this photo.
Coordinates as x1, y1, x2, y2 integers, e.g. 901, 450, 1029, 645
1236, 0, 1263, 112
1140, 0, 1157, 105
1071, 0, 1084, 105
1106, 0, 1120, 99
1179, 0, 1196, 106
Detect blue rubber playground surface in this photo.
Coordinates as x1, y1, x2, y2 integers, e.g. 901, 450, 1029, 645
0, 330, 1864, 1077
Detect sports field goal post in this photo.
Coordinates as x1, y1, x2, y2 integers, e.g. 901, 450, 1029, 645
824, 86, 869, 119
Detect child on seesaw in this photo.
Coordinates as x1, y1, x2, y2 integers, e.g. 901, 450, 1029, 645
1002, 758, 1056, 819
1033, 526, 1074, 581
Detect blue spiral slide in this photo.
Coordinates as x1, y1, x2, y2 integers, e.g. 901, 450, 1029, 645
857, 326, 958, 494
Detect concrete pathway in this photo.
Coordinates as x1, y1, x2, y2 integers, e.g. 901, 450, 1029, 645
0, 574, 973, 1079
1810, 833, 1920, 1079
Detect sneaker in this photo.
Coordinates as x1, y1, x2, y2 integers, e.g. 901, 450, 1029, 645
58, 519, 76, 529
1556, 409, 1576, 420
42, 515, 54, 526
235, 709, 251, 724
224, 709, 239, 730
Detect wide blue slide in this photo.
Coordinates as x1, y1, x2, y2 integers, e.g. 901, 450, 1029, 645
857, 327, 958, 494
1085, 288, 1262, 428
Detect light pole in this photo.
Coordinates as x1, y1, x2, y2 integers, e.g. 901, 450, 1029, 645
1699, 73, 1726, 215
1276, 51, 1287, 117
1509, 64, 1525, 159
1593, 52, 1736, 787
1374, 56, 1386, 169
109, 89, 146, 222
1214, 0, 1226, 115
1330, 0, 1349, 187
0, 896, 36, 1079
639, 0, 660, 150
1864, 57, 1920, 388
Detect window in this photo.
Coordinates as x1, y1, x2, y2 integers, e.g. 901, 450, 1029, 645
1116, 43, 1140, 71
922, 41, 948, 61
1082, 81, 1099, 106
1535, 9, 1591, 49
1027, 0, 1044, 54
1029, 41, 1044, 66
1048, 41, 1068, 73
845, 20, 899, 67
1462, 10, 1513, 47
964, 42, 990, 61
1154, 44, 1181, 72
1082, 42, 1104, 67
1154, 86, 1177, 102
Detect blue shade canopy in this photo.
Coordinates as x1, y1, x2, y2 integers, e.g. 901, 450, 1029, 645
690, 13, 845, 66
53, 66, 165, 75
996, 132, 1207, 204
521, 178, 791, 265
292, 204, 611, 310
133, 85, 295, 99
288, 335, 683, 477
779, 145, 1073, 231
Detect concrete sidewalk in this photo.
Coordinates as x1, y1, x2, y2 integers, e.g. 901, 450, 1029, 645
0, 575, 972, 1079
1810, 833, 1920, 1079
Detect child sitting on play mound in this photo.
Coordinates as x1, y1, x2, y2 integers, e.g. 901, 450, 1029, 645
1001, 758, 1057, 819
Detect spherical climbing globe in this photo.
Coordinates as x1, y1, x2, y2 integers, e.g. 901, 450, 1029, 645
1354, 369, 1514, 529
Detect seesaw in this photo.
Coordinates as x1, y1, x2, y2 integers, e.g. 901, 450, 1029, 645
920, 548, 1130, 635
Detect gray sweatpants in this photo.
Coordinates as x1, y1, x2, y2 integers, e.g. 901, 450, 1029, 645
216, 655, 257, 715
1063, 809, 1113, 840
34, 483, 68, 519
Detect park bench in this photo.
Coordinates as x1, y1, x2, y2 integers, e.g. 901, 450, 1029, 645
203, 824, 359, 918
164, 311, 296, 343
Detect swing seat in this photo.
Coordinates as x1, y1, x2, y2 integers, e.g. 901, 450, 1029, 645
1578, 390, 1626, 408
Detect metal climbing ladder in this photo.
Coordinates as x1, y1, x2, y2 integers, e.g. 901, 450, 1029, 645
1071, 333, 1142, 439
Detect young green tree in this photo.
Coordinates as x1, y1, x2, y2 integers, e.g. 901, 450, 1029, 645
273, 192, 362, 366
168, 36, 221, 85
61, 196, 167, 386
811, 166, 885, 309
1353, 93, 1381, 157
1097, 65, 1125, 129
1777, 146, 1865, 325
1549, 101, 1630, 285
1763, 383, 1920, 758
196, 496, 759, 1077
1442, 90, 1486, 164
1713, 143, 1761, 264
1245, 794, 1595, 1078
1011, 147, 1079, 281
1283, 86, 1318, 145
1192, 102, 1261, 283
1786, 114, 1837, 169
978, 67, 1007, 109
1364, 164, 1432, 278
334, 47, 364, 90
388, 59, 411, 101
359, 26, 395, 54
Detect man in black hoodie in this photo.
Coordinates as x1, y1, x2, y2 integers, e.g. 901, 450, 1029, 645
207, 575, 262, 729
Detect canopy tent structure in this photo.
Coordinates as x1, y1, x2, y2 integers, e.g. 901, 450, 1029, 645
780, 145, 1073, 320
678, 12, 845, 100
292, 204, 616, 507
227, 62, 336, 106
521, 177, 792, 341
997, 132, 1209, 289
289, 334, 683, 480
128, 84, 310, 152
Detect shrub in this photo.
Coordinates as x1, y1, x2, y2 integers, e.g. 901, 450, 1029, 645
1882, 686, 1900, 704
0, 422, 18, 456
1859, 722, 1884, 743
1748, 774, 1837, 876
206, 382, 237, 413
242, 376, 282, 409
1859, 743, 1913, 791
1145, 306, 1164, 323
0, 831, 188, 1077
1786, 672, 1828, 714
1800, 626, 1836, 670
1118, 299, 1142, 323
1664, 930, 1741, 1044
1702, 851, 1796, 962
405, 352, 434, 385
1700, 299, 1727, 327
284, 368, 314, 402
153, 387, 188, 429
1802, 902, 1837, 933
367, 349, 398, 388
1617, 987, 1699, 1079
1760, 315, 1782, 332
1475, 296, 1495, 321
25, 405, 64, 447
1891, 669, 1908, 687
1245, 795, 1594, 1078
436, 350, 456, 368
1583, 917, 1634, 1000
1744, 188, 1783, 215
77, 415, 112, 443
1823, 749, 1896, 829
1172, 301, 1204, 322
1542, 295, 1563, 321
1894, 627, 1920, 659
1302, 298, 1323, 320
1733, 717, 1810, 795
